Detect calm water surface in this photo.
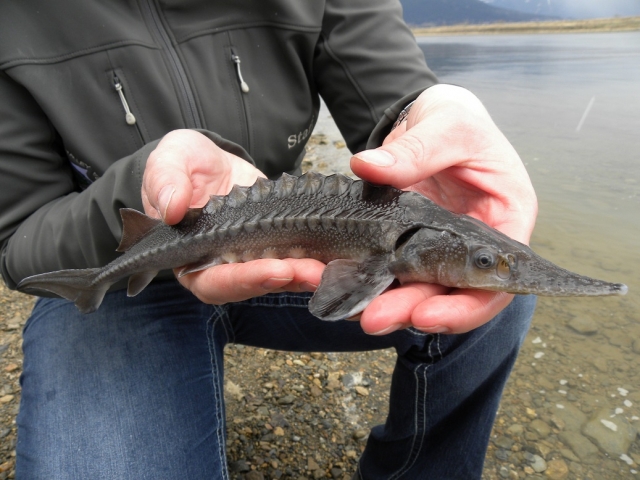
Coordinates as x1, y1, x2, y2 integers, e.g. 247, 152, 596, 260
418, 32, 640, 475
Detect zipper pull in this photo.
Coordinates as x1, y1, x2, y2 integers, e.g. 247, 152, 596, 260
231, 53, 250, 93
113, 75, 137, 125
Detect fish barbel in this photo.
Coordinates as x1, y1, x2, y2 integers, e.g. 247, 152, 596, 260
17, 172, 627, 319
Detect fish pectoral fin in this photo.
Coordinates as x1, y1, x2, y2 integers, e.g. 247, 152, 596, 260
309, 256, 395, 321
127, 271, 159, 297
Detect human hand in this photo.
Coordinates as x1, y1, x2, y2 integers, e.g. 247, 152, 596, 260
351, 85, 538, 335
141, 129, 324, 304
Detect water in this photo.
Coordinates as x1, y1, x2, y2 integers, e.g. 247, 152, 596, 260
416, 32, 640, 476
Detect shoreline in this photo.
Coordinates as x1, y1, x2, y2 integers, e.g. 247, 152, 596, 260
411, 16, 640, 36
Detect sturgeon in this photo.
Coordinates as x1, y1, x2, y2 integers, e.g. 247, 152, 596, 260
17, 172, 627, 319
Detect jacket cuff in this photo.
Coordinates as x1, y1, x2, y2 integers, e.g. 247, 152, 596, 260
365, 85, 436, 150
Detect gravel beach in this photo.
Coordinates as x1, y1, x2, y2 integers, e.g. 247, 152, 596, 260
1, 114, 638, 478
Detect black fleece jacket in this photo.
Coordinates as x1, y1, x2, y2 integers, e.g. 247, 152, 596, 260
0, 0, 437, 290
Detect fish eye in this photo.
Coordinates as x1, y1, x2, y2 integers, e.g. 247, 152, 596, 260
474, 250, 496, 269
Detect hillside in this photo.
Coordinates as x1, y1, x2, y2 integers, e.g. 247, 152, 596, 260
400, 0, 552, 26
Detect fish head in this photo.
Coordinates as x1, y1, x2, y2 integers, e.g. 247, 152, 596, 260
390, 219, 627, 297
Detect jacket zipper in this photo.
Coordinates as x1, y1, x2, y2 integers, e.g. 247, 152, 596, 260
231, 52, 250, 93
229, 46, 252, 152
113, 75, 137, 125
139, 0, 202, 129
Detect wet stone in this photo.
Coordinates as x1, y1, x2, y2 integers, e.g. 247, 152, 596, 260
277, 394, 296, 405
581, 407, 637, 455
495, 449, 510, 461
558, 431, 599, 463
553, 403, 587, 432
528, 419, 551, 438
330, 468, 343, 478
567, 317, 599, 335
493, 435, 514, 450
545, 459, 570, 480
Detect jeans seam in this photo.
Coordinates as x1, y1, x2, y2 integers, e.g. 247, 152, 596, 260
234, 292, 312, 309
388, 334, 437, 480
207, 306, 231, 480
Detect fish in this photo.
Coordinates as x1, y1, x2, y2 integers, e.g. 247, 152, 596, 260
17, 172, 627, 319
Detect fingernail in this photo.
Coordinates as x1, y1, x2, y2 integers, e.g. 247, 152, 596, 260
299, 281, 318, 292
157, 184, 175, 221
368, 323, 405, 336
261, 277, 293, 291
417, 325, 450, 334
355, 149, 396, 167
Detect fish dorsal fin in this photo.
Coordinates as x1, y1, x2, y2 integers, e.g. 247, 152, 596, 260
117, 208, 162, 252
177, 208, 202, 229
308, 255, 395, 321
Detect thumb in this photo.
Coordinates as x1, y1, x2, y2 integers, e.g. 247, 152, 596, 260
350, 125, 437, 189
142, 153, 193, 225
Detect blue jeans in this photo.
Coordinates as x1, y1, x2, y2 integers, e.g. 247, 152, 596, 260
16, 280, 535, 479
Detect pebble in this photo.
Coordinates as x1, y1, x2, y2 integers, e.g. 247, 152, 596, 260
354, 386, 369, 396
3, 363, 18, 373
307, 458, 319, 470
524, 452, 547, 473
545, 459, 569, 479
229, 459, 250, 473
493, 435, 514, 450
352, 429, 367, 440
342, 372, 365, 388
528, 419, 551, 438
277, 395, 295, 405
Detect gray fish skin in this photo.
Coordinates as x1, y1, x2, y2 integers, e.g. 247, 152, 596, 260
17, 172, 627, 319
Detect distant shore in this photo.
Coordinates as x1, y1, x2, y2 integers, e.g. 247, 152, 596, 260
412, 16, 640, 36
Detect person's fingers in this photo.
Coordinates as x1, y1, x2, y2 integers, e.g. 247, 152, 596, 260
358, 283, 449, 335
176, 258, 325, 305
360, 282, 513, 335
141, 129, 264, 225
410, 290, 514, 334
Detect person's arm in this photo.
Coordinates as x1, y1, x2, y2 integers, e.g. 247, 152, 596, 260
0, 70, 144, 289
352, 84, 538, 334
313, 0, 438, 153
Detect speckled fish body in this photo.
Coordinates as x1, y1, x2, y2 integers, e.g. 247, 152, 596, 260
17, 172, 627, 319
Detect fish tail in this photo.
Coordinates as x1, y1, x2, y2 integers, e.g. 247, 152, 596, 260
17, 268, 110, 314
